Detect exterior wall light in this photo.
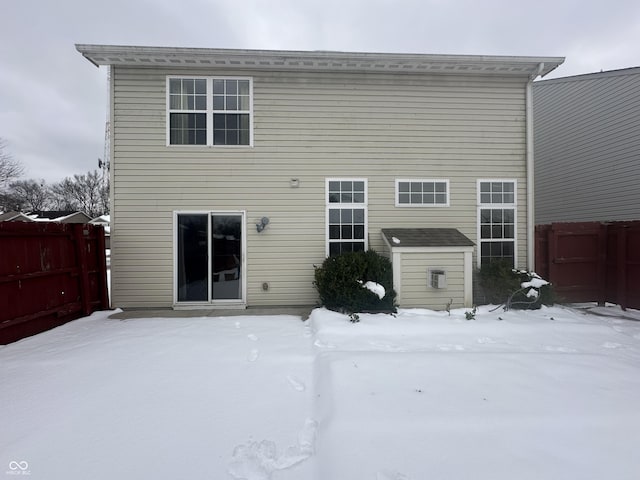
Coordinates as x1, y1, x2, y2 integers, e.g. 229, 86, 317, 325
256, 217, 270, 233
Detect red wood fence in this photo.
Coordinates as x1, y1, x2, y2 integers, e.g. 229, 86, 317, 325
0, 222, 109, 344
535, 221, 640, 310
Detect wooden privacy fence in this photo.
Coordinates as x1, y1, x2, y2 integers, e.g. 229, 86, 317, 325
535, 221, 640, 310
0, 222, 109, 344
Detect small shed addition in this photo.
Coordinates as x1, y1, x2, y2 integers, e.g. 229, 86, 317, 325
381, 228, 474, 310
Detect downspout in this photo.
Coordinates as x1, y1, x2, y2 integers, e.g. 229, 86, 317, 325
526, 62, 544, 271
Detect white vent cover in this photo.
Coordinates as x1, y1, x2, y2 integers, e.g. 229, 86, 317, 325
429, 269, 447, 289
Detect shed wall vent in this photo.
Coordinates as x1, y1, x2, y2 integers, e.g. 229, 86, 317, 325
429, 269, 447, 289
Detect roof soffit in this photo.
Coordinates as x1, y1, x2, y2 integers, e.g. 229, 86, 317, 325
76, 44, 564, 77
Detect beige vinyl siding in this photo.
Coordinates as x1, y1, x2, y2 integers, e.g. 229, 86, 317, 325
400, 252, 465, 309
111, 66, 529, 308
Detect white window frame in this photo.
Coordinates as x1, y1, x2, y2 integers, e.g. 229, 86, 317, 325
173, 210, 247, 307
325, 178, 368, 257
166, 76, 254, 147
395, 179, 450, 207
476, 179, 517, 268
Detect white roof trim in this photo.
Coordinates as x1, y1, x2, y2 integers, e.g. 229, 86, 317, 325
76, 44, 564, 77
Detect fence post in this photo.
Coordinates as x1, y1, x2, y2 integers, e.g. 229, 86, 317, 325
73, 224, 92, 316
548, 224, 558, 283
617, 224, 628, 310
543, 225, 551, 279
95, 225, 110, 310
597, 224, 607, 306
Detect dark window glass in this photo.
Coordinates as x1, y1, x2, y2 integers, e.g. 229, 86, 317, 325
504, 210, 514, 223
504, 225, 514, 238
213, 95, 225, 110
226, 80, 238, 94
214, 130, 225, 145
211, 215, 243, 300
226, 130, 238, 145
170, 113, 206, 145
213, 113, 250, 145
177, 214, 208, 301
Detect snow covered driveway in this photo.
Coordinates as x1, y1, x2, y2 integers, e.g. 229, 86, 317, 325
1, 305, 640, 479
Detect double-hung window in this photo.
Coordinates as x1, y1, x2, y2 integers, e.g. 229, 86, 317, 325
326, 179, 367, 256
396, 179, 449, 207
168, 77, 252, 146
478, 180, 516, 267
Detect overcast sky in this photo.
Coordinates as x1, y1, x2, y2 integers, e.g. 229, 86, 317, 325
1, 0, 639, 184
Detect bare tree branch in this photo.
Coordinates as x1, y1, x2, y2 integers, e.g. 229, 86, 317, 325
8, 179, 51, 211
50, 170, 108, 217
0, 138, 25, 190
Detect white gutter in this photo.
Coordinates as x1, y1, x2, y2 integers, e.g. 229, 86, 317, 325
526, 62, 544, 270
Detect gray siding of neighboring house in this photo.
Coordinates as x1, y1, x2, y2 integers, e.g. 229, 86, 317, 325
533, 68, 640, 224
110, 65, 530, 308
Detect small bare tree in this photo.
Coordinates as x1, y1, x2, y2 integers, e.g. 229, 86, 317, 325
0, 138, 24, 190
51, 170, 108, 218
7, 179, 51, 212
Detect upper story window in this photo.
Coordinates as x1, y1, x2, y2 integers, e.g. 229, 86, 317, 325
396, 179, 449, 207
167, 77, 253, 147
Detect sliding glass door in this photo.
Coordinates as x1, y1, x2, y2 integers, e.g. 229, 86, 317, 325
176, 212, 244, 304
211, 214, 242, 300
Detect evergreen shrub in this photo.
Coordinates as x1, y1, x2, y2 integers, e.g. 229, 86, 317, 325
478, 259, 555, 310
314, 250, 397, 317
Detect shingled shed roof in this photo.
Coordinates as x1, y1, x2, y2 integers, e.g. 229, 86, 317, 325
381, 228, 474, 248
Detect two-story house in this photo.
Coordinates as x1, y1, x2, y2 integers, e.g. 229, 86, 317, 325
77, 45, 563, 311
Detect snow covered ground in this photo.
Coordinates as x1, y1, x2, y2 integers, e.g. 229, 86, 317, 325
1, 304, 640, 479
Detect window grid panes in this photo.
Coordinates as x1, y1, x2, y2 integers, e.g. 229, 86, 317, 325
169, 78, 207, 111
212, 79, 251, 146
480, 181, 515, 205
328, 180, 366, 204
479, 181, 516, 267
168, 77, 252, 146
397, 180, 448, 206
327, 179, 367, 256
